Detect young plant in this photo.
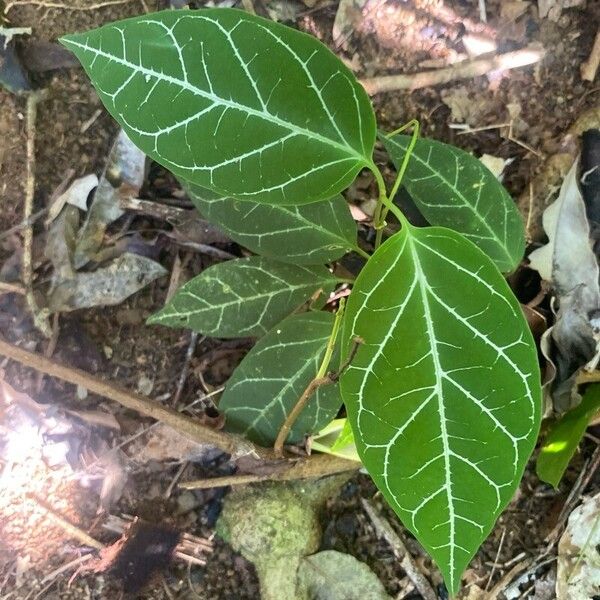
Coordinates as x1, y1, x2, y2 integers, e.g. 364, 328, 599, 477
62, 9, 541, 595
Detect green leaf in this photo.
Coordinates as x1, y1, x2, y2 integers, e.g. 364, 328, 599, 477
186, 183, 357, 264
312, 418, 361, 462
381, 135, 525, 272
537, 385, 600, 488
340, 225, 541, 595
149, 257, 337, 337
219, 312, 342, 445
60, 9, 376, 205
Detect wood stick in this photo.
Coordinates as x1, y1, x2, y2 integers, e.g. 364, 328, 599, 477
360, 45, 545, 94
0, 281, 25, 295
0, 338, 360, 481
0, 337, 262, 459
23, 91, 52, 338
179, 453, 360, 490
28, 494, 104, 551
581, 28, 600, 82
361, 499, 437, 600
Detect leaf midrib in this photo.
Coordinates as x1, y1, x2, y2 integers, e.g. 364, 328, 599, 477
62, 35, 367, 163
154, 269, 335, 320
408, 232, 457, 592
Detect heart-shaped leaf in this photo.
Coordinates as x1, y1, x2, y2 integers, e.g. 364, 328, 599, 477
186, 183, 358, 264
381, 135, 525, 272
340, 225, 540, 594
149, 257, 338, 337
220, 312, 342, 445
60, 9, 376, 205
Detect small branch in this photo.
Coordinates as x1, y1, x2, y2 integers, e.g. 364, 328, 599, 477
119, 196, 189, 221
0, 338, 360, 481
0, 337, 264, 459
582, 28, 600, 82
274, 376, 331, 457
28, 493, 104, 551
361, 499, 437, 600
0, 281, 25, 295
23, 91, 52, 338
180, 453, 360, 490
360, 45, 545, 94
273, 334, 362, 457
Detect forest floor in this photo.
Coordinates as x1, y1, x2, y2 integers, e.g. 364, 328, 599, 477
1, 0, 600, 598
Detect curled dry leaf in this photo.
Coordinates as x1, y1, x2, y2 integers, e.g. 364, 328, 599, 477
529, 157, 600, 411
73, 130, 146, 268
45, 173, 98, 225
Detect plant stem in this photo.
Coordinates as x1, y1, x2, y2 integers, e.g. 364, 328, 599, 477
386, 119, 420, 204
317, 298, 345, 378
274, 301, 346, 456
368, 120, 420, 250
354, 245, 371, 261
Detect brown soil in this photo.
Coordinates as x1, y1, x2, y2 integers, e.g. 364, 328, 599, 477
0, 0, 599, 598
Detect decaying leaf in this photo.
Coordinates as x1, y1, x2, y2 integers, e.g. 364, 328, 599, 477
298, 551, 391, 600
529, 159, 600, 411
557, 492, 600, 599
47, 253, 166, 312
46, 173, 98, 225
0, 27, 31, 92
73, 130, 146, 268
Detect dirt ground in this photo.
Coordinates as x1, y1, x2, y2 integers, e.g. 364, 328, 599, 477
1, 0, 600, 598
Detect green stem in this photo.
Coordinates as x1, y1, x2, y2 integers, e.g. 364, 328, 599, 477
368, 120, 419, 250
316, 298, 345, 378
354, 246, 371, 261
386, 119, 420, 205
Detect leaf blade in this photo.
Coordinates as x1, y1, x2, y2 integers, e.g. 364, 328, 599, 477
148, 257, 337, 338
186, 183, 357, 264
220, 312, 342, 445
61, 9, 376, 205
381, 135, 525, 271
537, 384, 600, 488
340, 226, 540, 594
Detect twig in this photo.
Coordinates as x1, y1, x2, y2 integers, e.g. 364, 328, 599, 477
28, 494, 104, 551
0, 338, 360, 480
172, 331, 201, 406
485, 558, 533, 600
273, 334, 362, 457
581, 28, 600, 82
0, 337, 262, 459
4, 0, 138, 12
179, 453, 360, 489
485, 526, 506, 590
119, 197, 189, 222
478, 0, 487, 22
0, 281, 25, 295
23, 91, 52, 338
274, 376, 331, 457
361, 499, 437, 600
360, 45, 545, 94
40, 555, 95, 585
0, 208, 48, 243
102, 514, 213, 566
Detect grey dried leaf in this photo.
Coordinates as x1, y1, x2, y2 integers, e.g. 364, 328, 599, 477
529, 159, 600, 411
73, 130, 146, 268
45, 173, 98, 225
47, 253, 166, 312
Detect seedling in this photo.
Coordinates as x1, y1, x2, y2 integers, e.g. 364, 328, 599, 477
62, 9, 541, 594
